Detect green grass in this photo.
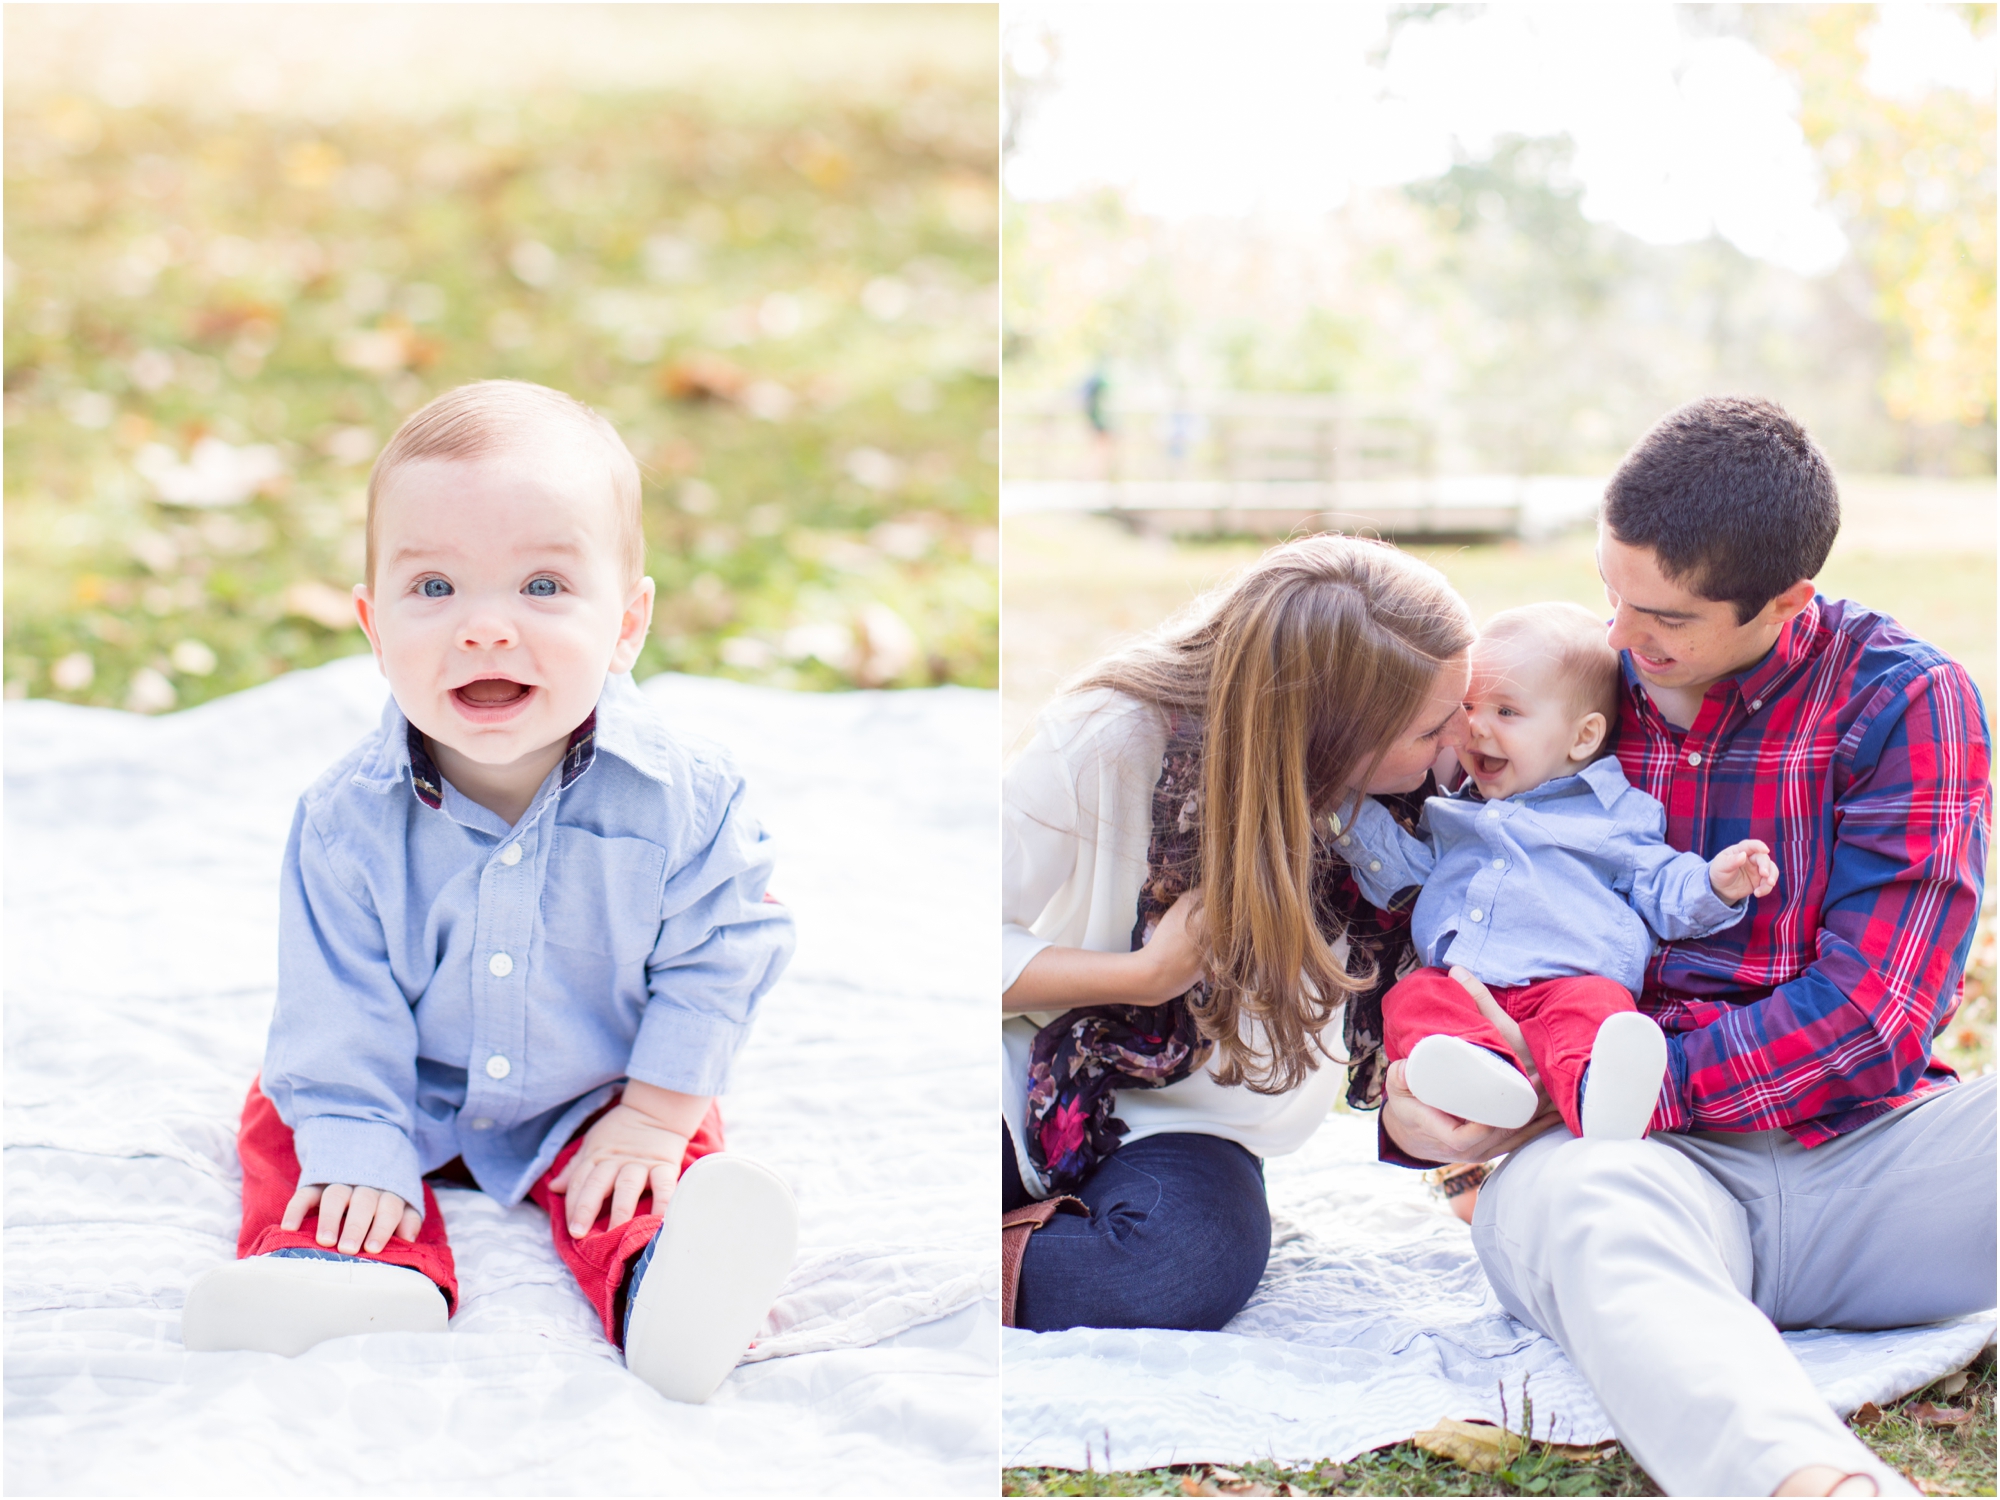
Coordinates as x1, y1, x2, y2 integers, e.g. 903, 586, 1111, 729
6, 71, 997, 712
1003, 1348, 1996, 1496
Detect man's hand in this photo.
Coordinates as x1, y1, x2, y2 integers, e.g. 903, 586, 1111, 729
282, 1182, 421, 1255
1708, 838, 1779, 903
548, 1080, 712, 1238
1380, 965, 1563, 1166
1448, 965, 1542, 1088
1382, 1060, 1564, 1166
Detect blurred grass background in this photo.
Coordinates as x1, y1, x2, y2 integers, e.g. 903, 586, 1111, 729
4, 4, 998, 713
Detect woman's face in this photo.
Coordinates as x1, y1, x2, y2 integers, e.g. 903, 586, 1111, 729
1362, 652, 1471, 795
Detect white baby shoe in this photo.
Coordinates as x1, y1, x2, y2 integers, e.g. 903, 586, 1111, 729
623, 1153, 799, 1405
181, 1252, 447, 1356
1580, 1011, 1669, 1140
1404, 1033, 1538, 1129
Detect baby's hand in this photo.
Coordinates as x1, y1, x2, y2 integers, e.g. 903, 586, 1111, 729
549, 1091, 699, 1238
1708, 839, 1779, 904
282, 1181, 421, 1256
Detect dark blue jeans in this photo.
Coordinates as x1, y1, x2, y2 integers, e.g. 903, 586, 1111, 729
1004, 1124, 1271, 1332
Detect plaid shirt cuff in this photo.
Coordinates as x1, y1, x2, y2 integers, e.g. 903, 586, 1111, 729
1652, 1033, 1693, 1133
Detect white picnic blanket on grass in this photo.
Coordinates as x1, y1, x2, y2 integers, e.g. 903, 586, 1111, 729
1004, 1107, 1995, 1472
5, 655, 998, 1496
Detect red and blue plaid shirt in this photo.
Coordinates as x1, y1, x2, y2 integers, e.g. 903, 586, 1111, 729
1614, 594, 1991, 1146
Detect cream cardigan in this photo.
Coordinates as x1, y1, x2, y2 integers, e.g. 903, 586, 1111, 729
1002, 689, 1349, 1198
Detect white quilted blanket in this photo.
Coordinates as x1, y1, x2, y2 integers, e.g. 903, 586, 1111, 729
5, 655, 998, 1496
1004, 1107, 1996, 1472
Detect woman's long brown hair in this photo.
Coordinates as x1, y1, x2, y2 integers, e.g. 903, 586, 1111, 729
1070, 535, 1473, 1093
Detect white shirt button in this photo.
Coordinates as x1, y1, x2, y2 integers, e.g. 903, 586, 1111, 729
485, 1055, 511, 1080
1469, 908, 1484, 922
1338, 834, 1351, 847
500, 843, 522, 866
1368, 860, 1382, 872
488, 952, 513, 977
1486, 805, 1501, 817
1749, 699, 1762, 712
469, 1117, 493, 1131
1687, 751, 1702, 767
1492, 858, 1505, 869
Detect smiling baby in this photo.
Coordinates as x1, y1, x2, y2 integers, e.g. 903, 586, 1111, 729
1338, 601, 1779, 1143
181, 381, 798, 1403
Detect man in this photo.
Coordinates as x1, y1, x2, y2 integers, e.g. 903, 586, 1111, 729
1382, 396, 1995, 1497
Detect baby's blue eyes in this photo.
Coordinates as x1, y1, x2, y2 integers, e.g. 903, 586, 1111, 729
414, 577, 561, 597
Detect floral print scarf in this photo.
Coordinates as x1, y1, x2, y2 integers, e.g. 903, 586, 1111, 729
1023, 711, 1427, 1195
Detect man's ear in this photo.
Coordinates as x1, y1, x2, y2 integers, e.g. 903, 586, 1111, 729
609, 577, 656, 675
1569, 710, 1608, 764
1765, 579, 1816, 629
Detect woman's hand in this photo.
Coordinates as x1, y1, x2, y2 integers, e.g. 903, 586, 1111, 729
1001, 888, 1208, 1013
282, 1181, 421, 1255
1138, 888, 1208, 1002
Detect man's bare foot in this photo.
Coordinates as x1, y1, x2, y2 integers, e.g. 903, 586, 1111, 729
1774, 1465, 1879, 1496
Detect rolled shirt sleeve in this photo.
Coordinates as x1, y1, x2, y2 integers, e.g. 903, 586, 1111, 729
627, 761, 794, 1098
262, 805, 427, 1210
1002, 731, 1081, 992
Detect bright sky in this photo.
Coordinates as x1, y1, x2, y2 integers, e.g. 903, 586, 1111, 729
1005, 2, 1995, 276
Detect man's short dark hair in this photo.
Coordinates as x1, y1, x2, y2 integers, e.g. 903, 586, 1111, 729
1602, 397, 1840, 624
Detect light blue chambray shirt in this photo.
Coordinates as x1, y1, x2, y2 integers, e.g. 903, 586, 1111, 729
261, 672, 795, 1210
1339, 755, 1746, 994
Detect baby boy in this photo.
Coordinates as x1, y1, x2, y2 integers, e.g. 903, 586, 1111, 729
182, 380, 798, 1404
1340, 601, 1779, 1141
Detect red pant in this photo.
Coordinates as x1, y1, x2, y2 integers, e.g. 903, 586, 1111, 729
236, 1079, 725, 1346
1381, 967, 1640, 1138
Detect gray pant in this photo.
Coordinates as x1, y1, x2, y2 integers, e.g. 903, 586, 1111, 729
1472, 1075, 1995, 1496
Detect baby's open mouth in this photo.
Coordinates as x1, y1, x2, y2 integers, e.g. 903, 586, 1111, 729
1468, 750, 1508, 778
453, 678, 532, 707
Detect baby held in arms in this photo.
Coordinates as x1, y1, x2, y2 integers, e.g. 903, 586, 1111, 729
1339, 602, 1779, 1141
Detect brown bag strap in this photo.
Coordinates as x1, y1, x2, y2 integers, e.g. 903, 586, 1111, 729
1001, 1195, 1088, 1328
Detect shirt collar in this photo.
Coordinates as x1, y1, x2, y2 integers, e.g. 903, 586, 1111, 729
1732, 593, 1823, 708
1445, 752, 1631, 811
349, 671, 676, 808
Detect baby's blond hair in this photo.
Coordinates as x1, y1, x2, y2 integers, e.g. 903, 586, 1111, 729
365, 380, 644, 586
1478, 601, 1621, 729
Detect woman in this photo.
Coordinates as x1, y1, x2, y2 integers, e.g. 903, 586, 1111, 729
1001, 534, 1481, 1332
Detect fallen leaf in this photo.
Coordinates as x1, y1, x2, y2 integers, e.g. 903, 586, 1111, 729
658, 353, 747, 403
1853, 1402, 1884, 1426
1179, 1469, 1272, 1497
1414, 1419, 1528, 1474
1906, 1402, 1972, 1428
283, 579, 360, 632
1938, 1372, 1970, 1398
